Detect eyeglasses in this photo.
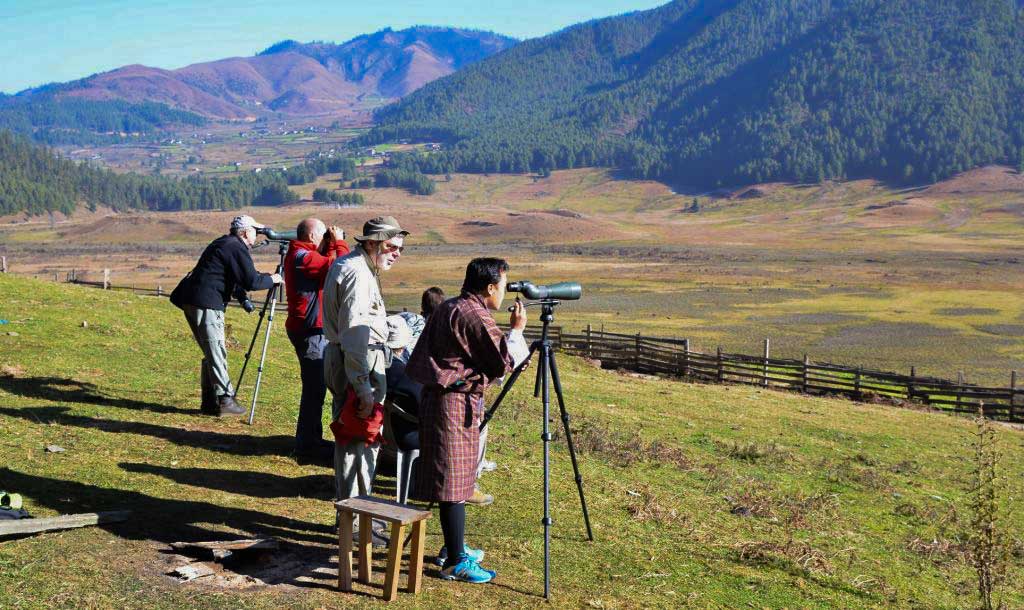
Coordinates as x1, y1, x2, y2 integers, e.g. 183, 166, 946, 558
380, 242, 404, 254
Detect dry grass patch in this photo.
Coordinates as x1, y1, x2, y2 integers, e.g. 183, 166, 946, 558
625, 484, 685, 526
719, 440, 789, 463
733, 540, 833, 577
570, 419, 693, 469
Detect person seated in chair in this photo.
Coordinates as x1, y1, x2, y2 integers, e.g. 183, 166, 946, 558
384, 315, 422, 453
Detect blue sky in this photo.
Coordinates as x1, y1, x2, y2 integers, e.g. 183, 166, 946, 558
0, 0, 667, 93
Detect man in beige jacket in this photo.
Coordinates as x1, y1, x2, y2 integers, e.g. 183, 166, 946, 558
323, 216, 408, 543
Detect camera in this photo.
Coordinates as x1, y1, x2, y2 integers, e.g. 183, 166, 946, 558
256, 226, 297, 241
507, 281, 582, 300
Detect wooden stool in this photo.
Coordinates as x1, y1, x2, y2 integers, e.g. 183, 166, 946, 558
335, 495, 431, 602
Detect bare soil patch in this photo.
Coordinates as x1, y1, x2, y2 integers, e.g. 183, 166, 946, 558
974, 324, 1024, 337
155, 541, 338, 591
820, 322, 958, 350
453, 210, 629, 244
936, 307, 999, 316
924, 165, 1024, 195
858, 197, 939, 227
749, 313, 868, 325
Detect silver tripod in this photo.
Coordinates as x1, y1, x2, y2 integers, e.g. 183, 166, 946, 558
234, 239, 288, 425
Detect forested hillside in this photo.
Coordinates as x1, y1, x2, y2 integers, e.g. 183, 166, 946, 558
0, 94, 207, 146
0, 131, 303, 215
365, 0, 1024, 186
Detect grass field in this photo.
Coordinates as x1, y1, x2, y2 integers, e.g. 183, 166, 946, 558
1, 275, 1023, 608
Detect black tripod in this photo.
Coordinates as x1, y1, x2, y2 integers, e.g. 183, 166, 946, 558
235, 239, 288, 425
480, 299, 594, 600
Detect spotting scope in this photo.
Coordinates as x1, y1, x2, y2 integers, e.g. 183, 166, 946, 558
256, 227, 297, 241
507, 281, 582, 300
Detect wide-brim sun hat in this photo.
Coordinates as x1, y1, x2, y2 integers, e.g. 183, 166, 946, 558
353, 215, 409, 241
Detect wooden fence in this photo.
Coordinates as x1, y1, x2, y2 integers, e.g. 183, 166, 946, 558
557, 327, 1022, 423
58, 274, 1021, 422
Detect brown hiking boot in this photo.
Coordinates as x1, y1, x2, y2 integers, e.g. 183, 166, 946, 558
217, 395, 246, 416
465, 487, 493, 506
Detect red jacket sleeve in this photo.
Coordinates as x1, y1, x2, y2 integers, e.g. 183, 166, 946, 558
297, 240, 350, 283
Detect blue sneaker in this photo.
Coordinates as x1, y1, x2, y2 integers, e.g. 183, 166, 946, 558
434, 545, 484, 567
440, 553, 495, 584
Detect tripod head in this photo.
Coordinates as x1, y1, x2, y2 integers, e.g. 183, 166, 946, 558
253, 238, 290, 257
509, 298, 561, 323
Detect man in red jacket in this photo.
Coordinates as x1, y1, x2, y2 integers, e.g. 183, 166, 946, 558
285, 218, 350, 462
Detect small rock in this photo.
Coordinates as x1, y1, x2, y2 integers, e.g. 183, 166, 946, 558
170, 563, 215, 581
6, 332, 18, 336
45, 445, 65, 453
81, 321, 89, 328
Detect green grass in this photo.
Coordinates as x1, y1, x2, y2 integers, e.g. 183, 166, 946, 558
1, 275, 1022, 608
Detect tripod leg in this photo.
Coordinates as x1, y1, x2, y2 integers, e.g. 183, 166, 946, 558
547, 348, 595, 541
479, 340, 539, 430
234, 282, 275, 394
539, 341, 552, 600
247, 283, 280, 425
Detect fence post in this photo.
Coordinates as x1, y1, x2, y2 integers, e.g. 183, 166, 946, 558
1, 256, 6, 273
762, 338, 770, 387
682, 339, 690, 377
956, 371, 964, 413
102, 269, 110, 290
716, 346, 724, 382
908, 366, 916, 400
1011, 371, 1018, 422
854, 368, 862, 398
157, 285, 163, 297
53, 272, 58, 282
635, 332, 641, 371
586, 324, 592, 359
802, 354, 809, 393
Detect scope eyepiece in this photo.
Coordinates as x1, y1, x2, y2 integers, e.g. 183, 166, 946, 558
507, 280, 582, 300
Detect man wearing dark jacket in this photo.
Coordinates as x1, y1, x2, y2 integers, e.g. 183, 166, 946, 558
171, 215, 281, 416
284, 218, 349, 460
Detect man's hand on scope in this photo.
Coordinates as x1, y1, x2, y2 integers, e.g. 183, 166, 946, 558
509, 297, 527, 331
270, 273, 283, 284
328, 226, 344, 241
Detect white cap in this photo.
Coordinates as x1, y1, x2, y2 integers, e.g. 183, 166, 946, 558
230, 215, 264, 231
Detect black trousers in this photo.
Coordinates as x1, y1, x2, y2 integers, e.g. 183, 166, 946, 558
288, 330, 328, 453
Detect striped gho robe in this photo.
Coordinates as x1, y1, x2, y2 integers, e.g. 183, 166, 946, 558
405, 292, 516, 502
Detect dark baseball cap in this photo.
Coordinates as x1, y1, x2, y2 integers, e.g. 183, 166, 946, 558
353, 216, 409, 242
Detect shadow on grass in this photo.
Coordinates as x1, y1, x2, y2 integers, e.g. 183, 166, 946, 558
0, 468, 336, 544
120, 463, 334, 500
0, 406, 294, 457
0, 375, 193, 415
0, 467, 340, 586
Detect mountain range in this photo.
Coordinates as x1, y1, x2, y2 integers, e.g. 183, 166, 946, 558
368, 0, 1024, 187
15, 27, 516, 119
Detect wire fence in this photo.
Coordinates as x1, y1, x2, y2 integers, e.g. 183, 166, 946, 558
52, 274, 1023, 423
